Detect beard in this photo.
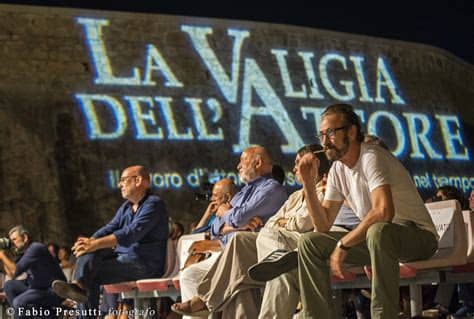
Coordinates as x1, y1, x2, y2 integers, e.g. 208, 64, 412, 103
325, 133, 350, 161
239, 165, 257, 183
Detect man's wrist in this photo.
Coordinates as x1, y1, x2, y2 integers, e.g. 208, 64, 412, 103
337, 240, 350, 251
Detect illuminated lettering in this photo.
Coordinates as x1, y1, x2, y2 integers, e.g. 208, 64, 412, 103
375, 57, 405, 104
349, 56, 374, 102
300, 106, 325, 134
153, 97, 194, 140
142, 44, 183, 87
185, 98, 224, 140
125, 96, 164, 140
233, 58, 304, 153
403, 113, 443, 159
298, 52, 325, 99
181, 25, 249, 103
354, 109, 366, 124
319, 53, 355, 101
272, 49, 307, 98
76, 18, 141, 85
367, 110, 406, 156
435, 115, 470, 160
76, 94, 127, 139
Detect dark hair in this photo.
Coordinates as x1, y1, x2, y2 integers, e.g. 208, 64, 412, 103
436, 185, 467, 209
322, 103, 364, 142
297, 144, 331, 176
272, 164, 285, 185
59, 246, 71, 259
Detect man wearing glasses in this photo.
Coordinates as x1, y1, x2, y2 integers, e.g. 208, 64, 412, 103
52, 165, 168, 318
257, 104, 438, 318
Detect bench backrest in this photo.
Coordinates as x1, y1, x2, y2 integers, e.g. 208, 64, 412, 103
462, 210, 474, 263
406, 199, 467, 270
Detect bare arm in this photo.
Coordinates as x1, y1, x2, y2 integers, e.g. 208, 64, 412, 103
196, 202, 218, 229
299, 153, 342, 232
0, 250, 16, 277
337, 184, 394, 247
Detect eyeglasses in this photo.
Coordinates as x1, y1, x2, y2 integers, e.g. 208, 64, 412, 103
119, 175, 137, 183
316, 125, 350, 141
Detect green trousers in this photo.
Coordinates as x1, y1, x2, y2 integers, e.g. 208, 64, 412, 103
298, 222, 437, 319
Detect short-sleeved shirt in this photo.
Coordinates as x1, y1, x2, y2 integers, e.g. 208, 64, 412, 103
92, 192, 169, 275
325, 143, 437, 238
14, 242, 66, 289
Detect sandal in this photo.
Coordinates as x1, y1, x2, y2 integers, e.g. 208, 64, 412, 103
171, 296, 209, 317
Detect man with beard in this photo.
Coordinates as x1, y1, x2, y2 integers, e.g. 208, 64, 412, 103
174, 145, 287, 318
173, 144, 360, 319
254, 104, 439, 319
52, 165, 168, 318
0, 225, 66, 318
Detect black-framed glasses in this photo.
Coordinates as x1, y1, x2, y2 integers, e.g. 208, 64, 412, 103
316, 125, 350, 141
119, 175, 138, 183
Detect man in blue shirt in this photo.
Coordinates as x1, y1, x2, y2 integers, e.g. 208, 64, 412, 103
192, 178, 236, 234
0, 225, 66, 318
52, 165, 168, 317
174, 146, 288, 316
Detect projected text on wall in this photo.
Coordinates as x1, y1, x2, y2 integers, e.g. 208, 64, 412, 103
73, 17, 473, 194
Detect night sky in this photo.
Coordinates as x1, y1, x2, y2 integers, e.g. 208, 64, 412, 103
1, 0, 472, 64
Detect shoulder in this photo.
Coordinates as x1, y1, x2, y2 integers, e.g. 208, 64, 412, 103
26, 242, 48, 255
261, 177, 286, 193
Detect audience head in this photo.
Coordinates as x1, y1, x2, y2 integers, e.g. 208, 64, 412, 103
470, 190, 474, 211
319, 104, 364, 161
118, 165, 151, 203
433, 185, 467, 209
295, 144, 330, 183
272, 164, 286, 185
211, 178, 236, 205
8, 225, 31, 252
58, 246, 71, 261
47, 242, 59, 258
237, 146, 273, 183
170, 222, 185, 240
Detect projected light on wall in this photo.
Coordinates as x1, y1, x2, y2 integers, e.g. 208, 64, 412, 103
74, 16, 473, 195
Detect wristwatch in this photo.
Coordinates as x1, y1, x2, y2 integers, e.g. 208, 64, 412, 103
337, 240, 350, 251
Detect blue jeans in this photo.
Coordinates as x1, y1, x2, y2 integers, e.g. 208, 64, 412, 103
4, 280, 62, 319
74, 249, 156, 318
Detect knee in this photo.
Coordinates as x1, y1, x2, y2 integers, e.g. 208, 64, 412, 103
366, 222, 395, 249
3, 280, 14, 294
256, 227, 273, 246
12, 295, 23, 308
298, 232, 328, 257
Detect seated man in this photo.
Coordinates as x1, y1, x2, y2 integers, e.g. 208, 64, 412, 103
259, 103, 438, 318
52, 165, 168, 318
176, 145, 287, 316
173, 144, 360, 318
193, 178, 236, 234
0, 225, 66, 318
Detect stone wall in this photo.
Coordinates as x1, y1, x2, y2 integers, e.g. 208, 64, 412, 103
0, 4, 472, 244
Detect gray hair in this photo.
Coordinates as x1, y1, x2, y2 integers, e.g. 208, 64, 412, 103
8, 225, 30, 238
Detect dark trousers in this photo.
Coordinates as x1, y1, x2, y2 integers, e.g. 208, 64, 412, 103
4, 280, 62, 319
74, 249, 155, 318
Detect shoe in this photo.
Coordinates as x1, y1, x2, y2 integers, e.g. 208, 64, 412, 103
52, 280, 88, 304
248, 249, 297, 282
171, 296, 209, 317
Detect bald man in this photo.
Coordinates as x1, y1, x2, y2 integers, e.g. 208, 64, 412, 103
175, 146, 287, 318
52, 166, 168, 318
194, 178, 236, 233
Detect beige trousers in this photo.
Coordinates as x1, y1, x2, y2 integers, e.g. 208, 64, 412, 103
197, 232, 264, 319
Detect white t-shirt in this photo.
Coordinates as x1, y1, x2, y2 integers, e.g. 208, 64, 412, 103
325, 143, 438, 238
